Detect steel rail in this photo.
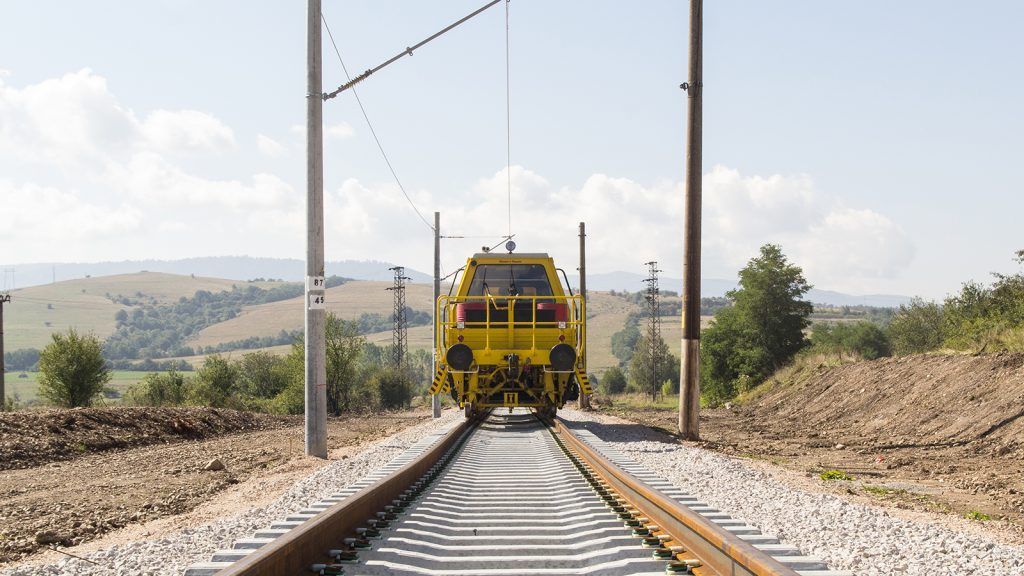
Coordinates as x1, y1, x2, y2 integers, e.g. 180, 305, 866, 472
552, 418, 800, 576
213, 417, 478, 576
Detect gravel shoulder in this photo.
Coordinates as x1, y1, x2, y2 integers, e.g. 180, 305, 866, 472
562, 408, 1024, 576
0, 408, 439, 567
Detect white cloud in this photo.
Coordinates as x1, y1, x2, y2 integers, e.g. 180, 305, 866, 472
313, 165, 913, 294
103, 152, 296, 210
0, 69, 137, 166
0, 180, 142, 244
700, 165, 914, 286
141, 109, 235, 153
256, 134, 286, 157
325, 122, 354, 140
289, 122, 355, 140
0, 69, 307, 263
0, 71, 911, 292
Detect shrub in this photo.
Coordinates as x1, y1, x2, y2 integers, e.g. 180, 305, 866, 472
811, 321, 892, 360
375, 367, 413, 410
600, 367, 627, 395
887, 298, 945, 355
237, 351, 290, 400
189, 355, 239, 408
127, 370, 189, 406
37, 329, 111, 407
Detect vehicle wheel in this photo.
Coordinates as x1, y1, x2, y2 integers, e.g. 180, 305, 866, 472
464, 403, 474, 419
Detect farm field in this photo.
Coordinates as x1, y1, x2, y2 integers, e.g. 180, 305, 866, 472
5, 371, 151, 404
186, 281, 435, 349
5, 272, 286, 351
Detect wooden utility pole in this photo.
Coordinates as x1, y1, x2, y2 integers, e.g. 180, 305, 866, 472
432, 212, 442, 418
0, 294, 9, 409
577, 222, 590, 409
305, 0, 328, 458
679, 0, 703, 440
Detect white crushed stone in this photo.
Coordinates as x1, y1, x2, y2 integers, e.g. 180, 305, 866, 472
560, 408, 1024, 576
1, 411, 461, 576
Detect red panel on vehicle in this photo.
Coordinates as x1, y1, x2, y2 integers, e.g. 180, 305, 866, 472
536, 302, 567, 322
456, 302, 486, 323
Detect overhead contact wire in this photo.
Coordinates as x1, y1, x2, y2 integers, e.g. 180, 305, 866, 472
321, 13, 435, 233
505, 0, 512, 240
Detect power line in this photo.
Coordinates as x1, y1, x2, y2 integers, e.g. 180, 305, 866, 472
322, 0, 503, 100
504, 0, 512, 239
321, 12, 434, 233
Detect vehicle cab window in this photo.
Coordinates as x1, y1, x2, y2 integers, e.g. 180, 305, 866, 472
467, 264, 553, 297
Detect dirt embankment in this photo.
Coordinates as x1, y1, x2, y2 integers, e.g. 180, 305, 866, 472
0, 407, 430, 564
743, 352, 1024, 451
0, 407, 296, 470
606, 352, 1024, 537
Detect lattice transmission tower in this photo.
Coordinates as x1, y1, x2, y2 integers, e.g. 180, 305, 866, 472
642, 261, 662, 400
386, 266, 411, 371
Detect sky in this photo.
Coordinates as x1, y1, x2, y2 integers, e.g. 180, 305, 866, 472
1, 1, 1022, 299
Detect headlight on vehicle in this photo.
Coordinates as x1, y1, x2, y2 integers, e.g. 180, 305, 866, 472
549, 343, 576, 372
446, 343, 474, 371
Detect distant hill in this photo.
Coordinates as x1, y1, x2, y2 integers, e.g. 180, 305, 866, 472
573, 271, 910, 308
4, 272, 272, 352
2, 257, 431, 289
3, 257, 910, 308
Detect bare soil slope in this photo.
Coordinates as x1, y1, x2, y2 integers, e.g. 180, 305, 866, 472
0, 407, 295, 470
0, 407, 430, 563
746, 352, 1024, 450
604, 352, 1024, 535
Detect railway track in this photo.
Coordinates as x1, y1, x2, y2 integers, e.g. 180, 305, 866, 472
187, 411, 852, 576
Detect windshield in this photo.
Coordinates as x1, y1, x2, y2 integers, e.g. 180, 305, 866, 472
467, 264, 553, 297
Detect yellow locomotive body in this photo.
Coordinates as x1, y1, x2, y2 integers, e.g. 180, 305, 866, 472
430, 252, 590, 416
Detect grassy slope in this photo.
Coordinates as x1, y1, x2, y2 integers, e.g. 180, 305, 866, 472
187, 281, 435, 349
5, 272, 277, 351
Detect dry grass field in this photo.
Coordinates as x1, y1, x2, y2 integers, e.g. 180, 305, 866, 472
5, 272, 270, 351
186, 281, 435, 349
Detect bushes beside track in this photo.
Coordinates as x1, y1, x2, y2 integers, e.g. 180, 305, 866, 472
126, 313, 429, 414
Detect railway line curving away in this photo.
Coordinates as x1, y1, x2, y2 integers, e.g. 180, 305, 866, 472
186, 411, 849, 576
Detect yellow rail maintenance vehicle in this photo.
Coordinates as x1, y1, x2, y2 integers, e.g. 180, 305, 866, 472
430, 243, 591, 417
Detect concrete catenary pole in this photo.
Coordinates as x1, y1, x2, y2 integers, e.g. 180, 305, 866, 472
0, 295, 8, 409
577, 222, 590, 409
305, 0, 328, 458
432, 212, 442, 418
679, 0, 703, 440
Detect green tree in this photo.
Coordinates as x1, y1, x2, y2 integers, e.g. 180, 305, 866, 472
599, 366, 627, 395
701, 244, 812, 403
272, 313, 367, 414
627, 333, 679, 399
37, 329, 111, 407
811, 321, 892, 360
325, 314, 365, 413
127, 370, 189, 406
610, 323, 641, 365
4, 348, 40, 371
237, 351, 289, 399
887, 298, 945, 355
374, 366, 413, 410
190, 354, 239, 407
